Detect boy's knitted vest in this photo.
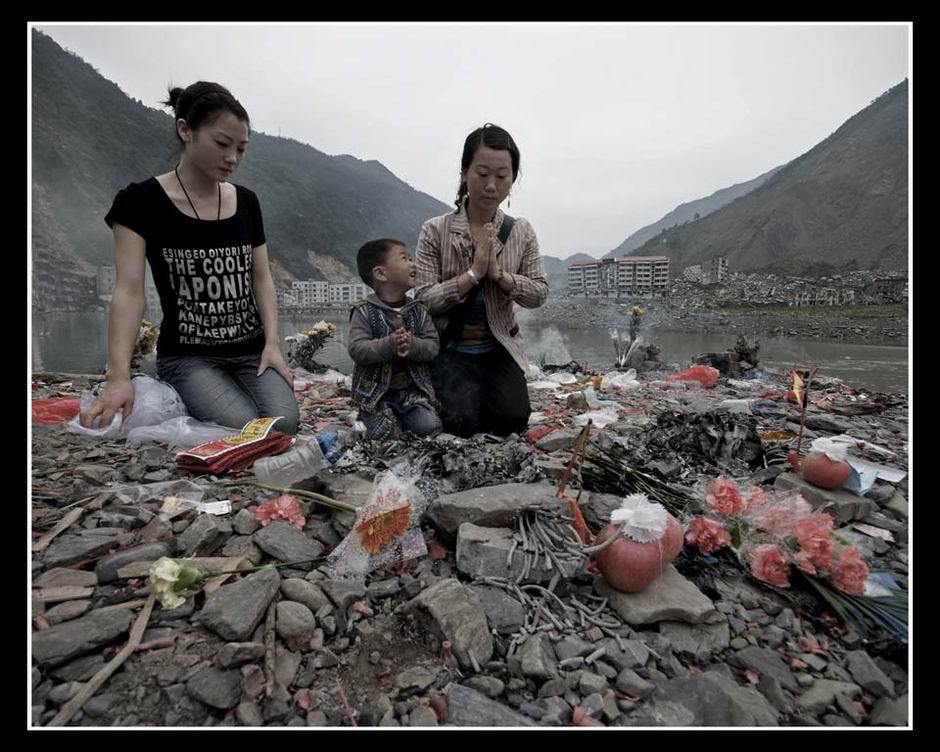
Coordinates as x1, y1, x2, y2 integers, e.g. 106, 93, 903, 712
349, 301, 437, 411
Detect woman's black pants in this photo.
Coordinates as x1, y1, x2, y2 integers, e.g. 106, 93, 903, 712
430, 344, 531, 438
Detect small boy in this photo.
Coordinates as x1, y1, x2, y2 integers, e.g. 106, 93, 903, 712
348, 239, 442, 440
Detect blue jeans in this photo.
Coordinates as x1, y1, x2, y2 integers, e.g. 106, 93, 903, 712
157, 353, 300, 435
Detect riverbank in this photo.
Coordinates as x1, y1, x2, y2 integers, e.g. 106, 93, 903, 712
532, 295, 908, 346
30, 361, 909, 728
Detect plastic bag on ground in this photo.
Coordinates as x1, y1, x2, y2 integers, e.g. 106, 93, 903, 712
32, 397, 81, 426
127, 416, 238, 449
600, 369, 640, 392
573, 408, 620, 428
326, 471, 429, 579
65, 375, 188, 440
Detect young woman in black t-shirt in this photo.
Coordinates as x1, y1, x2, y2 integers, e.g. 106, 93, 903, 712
79, 82, 300, 434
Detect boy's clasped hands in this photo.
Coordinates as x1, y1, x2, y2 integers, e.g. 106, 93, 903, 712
392, 327, 413, 357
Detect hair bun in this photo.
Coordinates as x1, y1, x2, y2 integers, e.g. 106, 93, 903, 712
164, 86, 185, 112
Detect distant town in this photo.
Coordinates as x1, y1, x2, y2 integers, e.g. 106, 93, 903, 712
91, 255, 908, 318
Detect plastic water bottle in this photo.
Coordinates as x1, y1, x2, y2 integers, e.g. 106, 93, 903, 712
315, 430, 344, 464
252, 439, 327, 486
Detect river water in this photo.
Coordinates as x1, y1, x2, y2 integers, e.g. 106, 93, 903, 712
31, 310, 909, 394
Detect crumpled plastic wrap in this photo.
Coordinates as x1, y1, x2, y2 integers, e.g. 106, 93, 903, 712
127, 416, 238, 449
65, 375, 188, 440
326, 471, 429, 579
600, 369, 641, 392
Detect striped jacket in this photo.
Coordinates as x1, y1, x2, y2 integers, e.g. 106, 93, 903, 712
414, 206, 549, 373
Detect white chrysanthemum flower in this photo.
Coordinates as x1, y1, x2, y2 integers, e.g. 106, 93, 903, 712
147, 557, 205, 610
609, 493, 668, 543
609, 328, 620, 340
285, 336, 297, 343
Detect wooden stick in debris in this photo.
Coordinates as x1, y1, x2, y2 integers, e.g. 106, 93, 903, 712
263, 600, 278, 698
31, 508, 84, 553
47, 594, 156, 727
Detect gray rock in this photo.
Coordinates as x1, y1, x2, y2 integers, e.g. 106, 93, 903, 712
95, 542, 172, 584
49, 654, 105, 682
233, 508, 260, 536
773, 473, 877, 524
554, 634, 594, 662
44, 600, 92, 625
275, 646, 302, 689
846, 650, 895, 698
463, 675, 505, 699
43, 531, 135, 568
822, 714, 854, 726
800, 653, 828, 672
177, 514, 226, 557
367, 578, 401, 599
659, 620, 730, 661
512, 633, 558, 680
615, 668, 654, 698
198, 568, 281, 641
762, 625, 787, 649
83, 693, 121, 718
598, 638, 650, 670
728, 646, 799, 692
319, 579, 366, 612
537, 678, 567, 698
535, 428, 580, 452
306, 709, 329, 726
253, 521, 324, 570
797, 680, 862, 715
456, 523, 573, 582
220, 536, 263, 565
236, 701, 264, 726
409, 705, 439, 727
650, 671, 779, 726
868, 694, 908, 726
320, 472, 376, 534
885, 493, 908, 520
757, 675, 790, 711
280, 579, 331, 614
276, 601, 317, 650
137, 516, 176, 545
186, 667, 242, 710
581, 492, 627, 532
470, 585, 525, 635
32, 608, 131, 667
409, 579, 493, 671
595, 567, 717, 625
579, 692, 606, 718
447, 684, 538, 727
48, 681, 84, 706
216, 643, 266, 669
34, 567, 98, 589
395, 666, 437, 691
579, 671, 608, 695
537, 696, 573, 724
426, 482, 558, 537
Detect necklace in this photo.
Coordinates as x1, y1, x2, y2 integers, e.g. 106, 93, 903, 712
175, 165, 221, 220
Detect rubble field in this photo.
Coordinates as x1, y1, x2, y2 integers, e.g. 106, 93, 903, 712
29, 354, 910, 728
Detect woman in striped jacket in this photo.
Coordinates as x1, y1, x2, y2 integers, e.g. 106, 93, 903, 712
414, 124, 549, 437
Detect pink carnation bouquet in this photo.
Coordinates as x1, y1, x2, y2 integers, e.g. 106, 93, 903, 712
685, 476, 868, 595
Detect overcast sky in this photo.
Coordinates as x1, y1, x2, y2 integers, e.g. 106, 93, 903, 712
34, 23, 909, 259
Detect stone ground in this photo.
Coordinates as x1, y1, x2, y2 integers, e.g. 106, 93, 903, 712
29, 354, 910, 728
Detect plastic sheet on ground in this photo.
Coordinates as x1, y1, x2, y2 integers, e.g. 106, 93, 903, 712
665, 365, 720, 388
529, 380, 567, 391
573, 408, 620, 428
326, 471, 429, 579
110, 479, 206, 506
64, 375, 188, 440
126, 416, 238, 449
600, 369, 640, 392
543, 372, 578, 385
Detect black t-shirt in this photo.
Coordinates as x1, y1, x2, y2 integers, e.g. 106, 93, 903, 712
105, 178, 267, 358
